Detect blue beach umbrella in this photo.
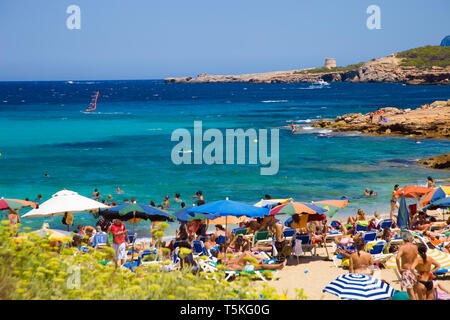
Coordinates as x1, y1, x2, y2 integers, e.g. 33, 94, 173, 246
397, 194, 410, 229
175, 207, 207, 223
323, 273, 394, 300
186, 199, 270, 219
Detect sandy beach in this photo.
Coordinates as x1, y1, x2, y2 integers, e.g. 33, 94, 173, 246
269, 246, 450, 300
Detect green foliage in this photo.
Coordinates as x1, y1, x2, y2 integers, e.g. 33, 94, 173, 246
294, 63, 364, 74
397, 46, 450, 67
0, 221, 290, 300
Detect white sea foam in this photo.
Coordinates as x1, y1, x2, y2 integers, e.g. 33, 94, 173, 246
261, 100, 288, 103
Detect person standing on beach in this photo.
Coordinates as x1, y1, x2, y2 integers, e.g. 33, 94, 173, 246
390, 184, 400, 219
61, 212, 74, 232
411, 243, 440, 300
107, 219, 129, 269
396, 232, 419, 300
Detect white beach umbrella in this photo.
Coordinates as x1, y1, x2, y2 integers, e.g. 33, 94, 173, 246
22, 189, 109, 218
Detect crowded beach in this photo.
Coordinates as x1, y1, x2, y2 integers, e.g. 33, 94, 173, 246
3, 176, 450, 300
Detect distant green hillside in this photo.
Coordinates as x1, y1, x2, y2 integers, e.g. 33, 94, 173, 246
397, 45, 450, 67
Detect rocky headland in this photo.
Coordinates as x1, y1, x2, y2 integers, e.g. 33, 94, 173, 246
165, 46, 450, 85
312, 100, 450, 140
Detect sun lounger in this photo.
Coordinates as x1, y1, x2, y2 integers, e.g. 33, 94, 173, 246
366, 240, 394, 264
197, 259, 279, 282
282, 228, 296, 241
362, 230, 378, 242
291, 233, 317, 263
232, 227, 248, 236
252, 230, 271, 247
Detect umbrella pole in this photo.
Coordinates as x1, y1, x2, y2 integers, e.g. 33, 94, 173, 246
131, 211, 135, 271
224, 215, 228, 265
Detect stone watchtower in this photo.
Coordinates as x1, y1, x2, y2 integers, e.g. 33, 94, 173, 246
324, 58, 336, 69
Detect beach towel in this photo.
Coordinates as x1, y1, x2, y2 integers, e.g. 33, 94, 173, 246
294, 238, 303, 256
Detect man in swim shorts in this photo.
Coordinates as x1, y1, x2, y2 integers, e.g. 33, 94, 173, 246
396, 232, 418, 300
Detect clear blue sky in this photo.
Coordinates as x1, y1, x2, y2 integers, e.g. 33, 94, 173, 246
0, 0, 449, 81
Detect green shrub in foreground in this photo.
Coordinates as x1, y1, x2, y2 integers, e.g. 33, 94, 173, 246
0, 222, 293, 300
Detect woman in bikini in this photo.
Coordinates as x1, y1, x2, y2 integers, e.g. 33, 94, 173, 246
349, 238, 374, 275
390, 184, 400, 219
411, 244, 441, 300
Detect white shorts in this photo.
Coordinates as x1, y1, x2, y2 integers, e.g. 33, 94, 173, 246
112, 242, 126, 260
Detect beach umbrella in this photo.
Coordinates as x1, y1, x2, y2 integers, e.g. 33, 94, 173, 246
22, 189, 109, 218
270, 201, 327, 219
420, 185, 450, 208
101, 203, 173, 222
102, 203, 173, 265
385, 248, 450, 269
323, 273, 394, 300
186, 199, 270, 219
253, 198, 292, 208
186, 199, 270, 263
397, 194, 410, 229
393, 186, 433, 199
312, 198, 349, 218
423, 197, 450, 210
207, 215, 249, 225
175, 207, 207, 223
0, 198, 37, 211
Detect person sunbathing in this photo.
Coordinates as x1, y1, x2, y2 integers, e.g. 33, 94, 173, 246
227, 234, 251, 253
349, 238, 374, 275
224, 250, 285, 271
347, 209, 367, 224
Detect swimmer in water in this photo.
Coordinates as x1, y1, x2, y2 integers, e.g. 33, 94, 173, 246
290, 122, 296, 134
116, 187, 124, 194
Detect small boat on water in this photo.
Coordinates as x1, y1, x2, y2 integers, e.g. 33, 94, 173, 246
66, 81, 74, 84
313, 79, 329, 86
85, 91, 99, 112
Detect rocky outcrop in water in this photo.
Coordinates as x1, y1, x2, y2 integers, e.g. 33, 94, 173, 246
313, 100, 450, 140
419, 153, 450, 169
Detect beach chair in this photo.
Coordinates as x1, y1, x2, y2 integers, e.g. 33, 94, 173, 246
355, 223, 368, 233
378, 219, 393, 230
197, 259, 278, 282
192, 240, 210, 257
366, 240, 394, 264
126, 233, 137, 250
232, 227, 248, 237
123, 255, 141, 272
329, 220, 342, 232
215, 235, 227, 246
282, 228, 296, 240
291, 233, 317, 263
362, 230, 378, 242
252, 230, 270, 247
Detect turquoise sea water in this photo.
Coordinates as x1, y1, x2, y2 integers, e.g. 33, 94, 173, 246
0, 80, 449, 237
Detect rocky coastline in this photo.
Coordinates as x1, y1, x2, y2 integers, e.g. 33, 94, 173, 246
165, 53, 450, 85
312, 99, 450, 140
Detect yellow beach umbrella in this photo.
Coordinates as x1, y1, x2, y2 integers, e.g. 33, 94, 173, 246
384, 248, 450, 269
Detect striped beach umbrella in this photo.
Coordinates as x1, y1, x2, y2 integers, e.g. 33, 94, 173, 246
384, 248, 450, 269
270, 201, 327, 216
312, 199, 349, 218
420, 185, 450, 208
323, 273, 394, 300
